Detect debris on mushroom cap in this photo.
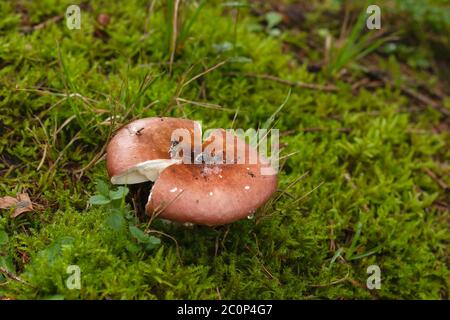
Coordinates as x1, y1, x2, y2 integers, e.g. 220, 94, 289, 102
106, 118, 277, 226
106, 117, 201, 184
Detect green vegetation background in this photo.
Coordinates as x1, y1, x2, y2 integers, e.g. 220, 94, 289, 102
0, 0, 449, 299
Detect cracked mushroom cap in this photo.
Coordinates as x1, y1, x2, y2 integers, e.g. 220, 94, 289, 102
106, 117, 201, 184
146, 129, 277, 225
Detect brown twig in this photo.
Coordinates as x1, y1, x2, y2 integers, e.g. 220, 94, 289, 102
368, 73, 450, 116
20, 15, 63, 32
399, 84, 450, 117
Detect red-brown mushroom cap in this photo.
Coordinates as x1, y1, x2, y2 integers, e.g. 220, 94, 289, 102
146, 129, 277, 225
106, 117, 201, 184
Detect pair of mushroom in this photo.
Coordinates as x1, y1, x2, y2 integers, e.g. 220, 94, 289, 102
106, 117, 277, 226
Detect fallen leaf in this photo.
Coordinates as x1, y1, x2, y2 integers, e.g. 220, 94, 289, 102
0, 193, 34, 218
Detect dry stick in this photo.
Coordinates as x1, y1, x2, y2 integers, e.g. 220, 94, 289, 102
54, 115, 77, 144
329, 221, 336, 252
422, 167, 448, 190
74, 147, 106, 176
20, 15, 63, 32
274, 171, 309, 203
351, 79, 384, 92
16, 87, 66, 96
182, 60, 228, 89
216, 287, 222, 300
226, 72, 339, 92
165, 64, 196, 114
166, 60, 227, 114
176, 97, 232, 111
309, 267, 350, 288
260, 181, 324, 224
147, 189, 186, 227
244, 245, 278, 282
48, 132, 81, 173
289, 181, 324, 206
144, 0, 156, 35
214, 234, 220, 257
339, 3, 351, 41
169, 0, 181, 74
231, 105, 240, 129
277, 150, 301, 162
281, 128, 352, 136
220, 226, 230, 251
366, 73, 450, 117
37, 144, 48, 171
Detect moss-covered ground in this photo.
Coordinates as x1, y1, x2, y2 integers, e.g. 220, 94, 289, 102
0, 0, 449, 299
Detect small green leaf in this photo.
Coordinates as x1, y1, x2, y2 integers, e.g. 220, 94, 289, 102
105, 209, 125, 231
89, 194, 110, 205
95, 179, 110, 197
109, 186, 129, 200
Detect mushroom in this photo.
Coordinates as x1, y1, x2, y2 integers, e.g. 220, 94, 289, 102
106, 118, 277, 226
